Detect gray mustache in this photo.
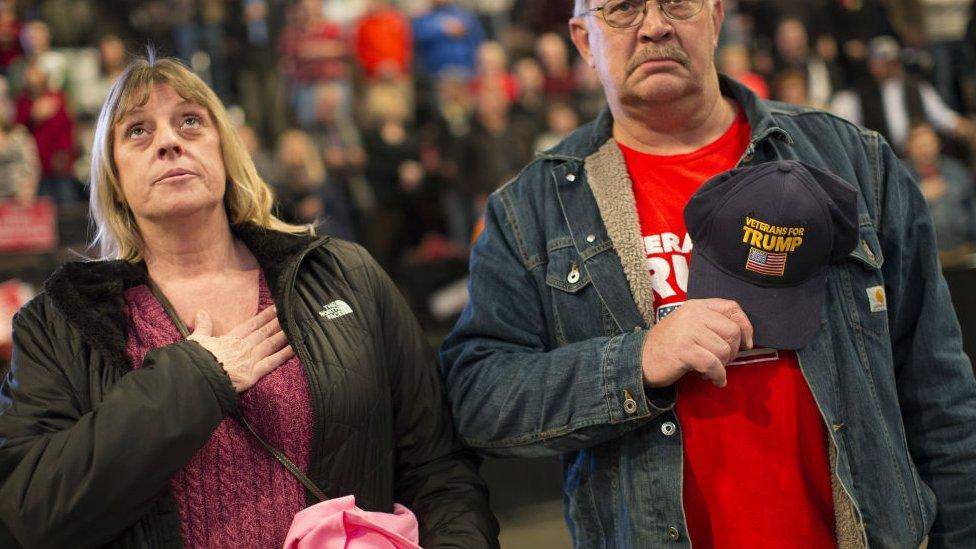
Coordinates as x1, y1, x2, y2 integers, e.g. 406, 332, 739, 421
626, 45, 691, 74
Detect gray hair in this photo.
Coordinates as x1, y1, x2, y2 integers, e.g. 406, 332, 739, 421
574, 0, 715, 18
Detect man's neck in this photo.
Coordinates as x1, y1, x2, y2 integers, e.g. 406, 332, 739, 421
140, 210, 255, 281
611, 88, 739, 156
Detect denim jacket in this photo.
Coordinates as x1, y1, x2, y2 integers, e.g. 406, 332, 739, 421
440, 76, 976, 548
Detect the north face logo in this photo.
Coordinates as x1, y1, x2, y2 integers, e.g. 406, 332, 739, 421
318, 300, 353, 319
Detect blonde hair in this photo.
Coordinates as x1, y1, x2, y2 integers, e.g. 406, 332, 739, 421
89, 53, 308, 261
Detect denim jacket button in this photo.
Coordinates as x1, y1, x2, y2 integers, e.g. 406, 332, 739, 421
661, 421, 677, 436
586, 234, 596, 243
623, 398, 638, 414
567, 263, 581, 284
667, 526, 681, 541
566, 173, 576, 182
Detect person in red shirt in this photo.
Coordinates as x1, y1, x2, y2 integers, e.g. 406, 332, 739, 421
0, 0, 22, 71
278, 0, 351, 128
469, 41, 519, 104
14, 60, 75, 203
354, 0, 412, 82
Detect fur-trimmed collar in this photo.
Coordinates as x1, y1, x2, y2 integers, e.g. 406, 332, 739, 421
584, 140, 656, 326
43, 224, 323, 371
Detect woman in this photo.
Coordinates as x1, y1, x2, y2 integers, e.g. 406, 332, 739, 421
0, 92, 40, 204
904, 121, 976, 259
0, 55, 498, 548
272, 128, 328, 225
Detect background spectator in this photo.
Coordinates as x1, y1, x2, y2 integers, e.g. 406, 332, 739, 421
535, 32, 575, 99
831, 35, 975, 153
719, 43, 769, 99
355, 0, 412, 82
471, 40, 517, 103
532, 99, 579, 153
0, 0, 22, 73
772, 17, 843, 108
919, 0, 975, 112
14, 60, 75, 203
8, 20, 68, 94
362, 82, 429, 271
278, 0, 350, 128
69, 34, 127, 121
904, 121, 976, 259
272, 128, 327, 224
411, 0, 484, 79
0, 81, 38, 205
227, 0, 289, 141
772, 69, 824, 109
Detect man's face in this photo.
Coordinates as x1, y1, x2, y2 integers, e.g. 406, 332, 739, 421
570, 0, 724, 109
775, 19, 808, 62
906, 125, 940, 165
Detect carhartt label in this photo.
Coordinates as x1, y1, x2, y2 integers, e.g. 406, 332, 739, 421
866, 286, 887, 312
319, 300, 353, 319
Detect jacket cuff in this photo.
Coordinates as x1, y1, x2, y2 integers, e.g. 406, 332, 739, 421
180, 340, 240, 415
604, 329, 675, 423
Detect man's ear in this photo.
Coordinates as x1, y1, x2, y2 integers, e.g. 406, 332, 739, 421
569, 17, 595, 68
710, 0, 726, 47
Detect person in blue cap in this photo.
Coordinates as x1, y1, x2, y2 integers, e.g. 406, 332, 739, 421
440, 0, 976, 547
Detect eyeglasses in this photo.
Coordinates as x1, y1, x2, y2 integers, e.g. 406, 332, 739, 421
584, 0, 706, 28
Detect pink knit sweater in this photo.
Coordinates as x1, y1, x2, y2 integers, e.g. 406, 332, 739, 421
124, 274, 314, 548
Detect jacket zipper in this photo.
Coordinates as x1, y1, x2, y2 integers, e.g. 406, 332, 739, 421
796, 353, 870, 546
280, 237, 330, 497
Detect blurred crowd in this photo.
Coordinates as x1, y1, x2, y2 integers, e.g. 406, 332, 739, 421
1, 0, 976, 280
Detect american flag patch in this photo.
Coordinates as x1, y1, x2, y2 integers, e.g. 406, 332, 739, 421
745, 247, 787, 276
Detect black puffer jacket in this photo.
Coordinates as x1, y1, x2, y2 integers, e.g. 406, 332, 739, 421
0, 224, 499, 548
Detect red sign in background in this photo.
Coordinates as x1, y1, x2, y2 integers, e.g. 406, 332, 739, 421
0, 198, 58, 252
0, 279, 35, 362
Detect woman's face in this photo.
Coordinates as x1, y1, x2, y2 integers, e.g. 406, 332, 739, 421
112, 83, 226, 225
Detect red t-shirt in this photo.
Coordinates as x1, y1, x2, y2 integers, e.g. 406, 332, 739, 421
619, 109, 836, 548
279, 20, 349, 84
355, 9, 412, 79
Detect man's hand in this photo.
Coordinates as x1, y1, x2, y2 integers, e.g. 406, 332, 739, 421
188, 305, 294, 393
641, 299, 754, 389
442, 17, 467, 37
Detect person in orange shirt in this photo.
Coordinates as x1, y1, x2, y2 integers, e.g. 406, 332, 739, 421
355, 0, 413, 82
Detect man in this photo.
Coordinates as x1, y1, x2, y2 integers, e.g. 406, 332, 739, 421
831, 35, 974, 154
772, 17, 844, 109
411, 0, 485, 79
440, 0, 976, 547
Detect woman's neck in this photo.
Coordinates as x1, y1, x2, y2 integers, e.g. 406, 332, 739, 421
140, 212, 256, 282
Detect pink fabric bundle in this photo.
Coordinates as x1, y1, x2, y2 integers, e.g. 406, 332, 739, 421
283, 495, 422, 549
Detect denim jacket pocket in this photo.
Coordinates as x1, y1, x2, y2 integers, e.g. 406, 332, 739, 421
545, 247, 615, 346
841, 222, 890, 342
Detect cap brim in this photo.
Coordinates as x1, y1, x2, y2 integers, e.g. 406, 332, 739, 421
686, 254, 826, 350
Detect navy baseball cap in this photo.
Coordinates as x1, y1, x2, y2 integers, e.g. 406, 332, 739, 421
684, 160, 859, 350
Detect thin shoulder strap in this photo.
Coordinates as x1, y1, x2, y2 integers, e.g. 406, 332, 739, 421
144, 277, 328, 502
